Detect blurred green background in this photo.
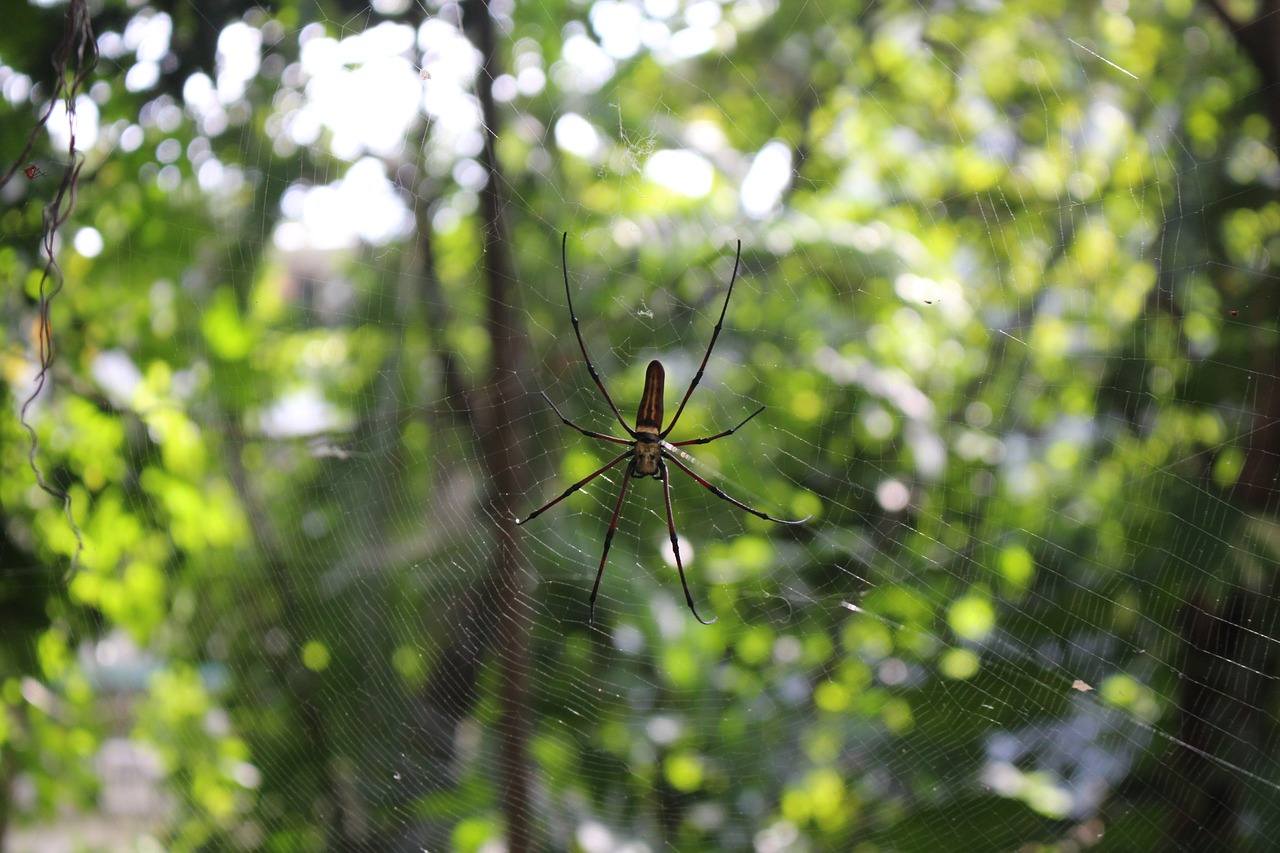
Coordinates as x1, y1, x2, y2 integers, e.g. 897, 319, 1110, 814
3, 0, 1280, 850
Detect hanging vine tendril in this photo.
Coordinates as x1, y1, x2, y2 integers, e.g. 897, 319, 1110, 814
0, 0, 98, 574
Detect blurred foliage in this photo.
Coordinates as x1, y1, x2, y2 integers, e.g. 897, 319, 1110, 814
2, 0, 1278, 850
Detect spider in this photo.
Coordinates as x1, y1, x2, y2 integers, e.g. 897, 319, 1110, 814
23, 163, 46, 180
516, 233, 808, 624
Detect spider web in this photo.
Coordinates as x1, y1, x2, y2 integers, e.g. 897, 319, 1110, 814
3, 0, 1279, 851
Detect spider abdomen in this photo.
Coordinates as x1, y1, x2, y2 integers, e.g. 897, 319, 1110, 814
636, 360, 665, 432
633, 360, 666, 478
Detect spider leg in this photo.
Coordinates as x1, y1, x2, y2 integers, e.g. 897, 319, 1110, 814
659, 460, 716, 624
664, 452, 810, 525
515, 449, 633, 525
589, 458, 635, 622
541, 392, 633, 445
668, 405, 765, 447
562, 232, 634, 436
661, 240, 742, 439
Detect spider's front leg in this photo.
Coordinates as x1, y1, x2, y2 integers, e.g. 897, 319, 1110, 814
589, 457, 638, 622
659, 459, 717, 624
515, 449, 632, 526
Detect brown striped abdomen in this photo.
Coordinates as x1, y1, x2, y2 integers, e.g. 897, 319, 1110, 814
636, 360, 665, 433
633, 360, 665, 477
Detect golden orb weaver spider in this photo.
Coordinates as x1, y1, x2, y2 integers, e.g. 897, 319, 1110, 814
515, 233, 809, 624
